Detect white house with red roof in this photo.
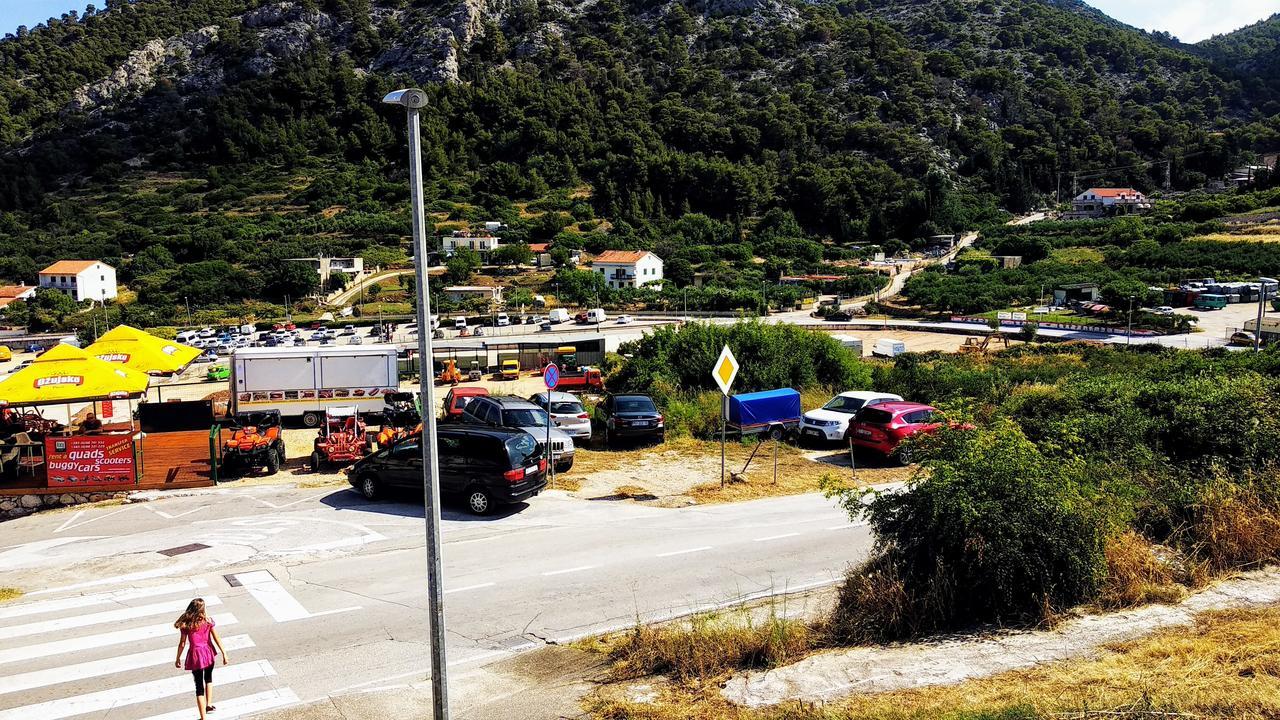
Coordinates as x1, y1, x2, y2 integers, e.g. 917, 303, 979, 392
38, 260, 117, 302
591, 250, 663, 290
1067, 188, 1152, 219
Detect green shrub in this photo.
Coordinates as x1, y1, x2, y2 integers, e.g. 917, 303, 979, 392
827, 423, 1112, 640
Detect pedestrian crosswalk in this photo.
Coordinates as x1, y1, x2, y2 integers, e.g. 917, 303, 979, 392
0, 577, 299, 720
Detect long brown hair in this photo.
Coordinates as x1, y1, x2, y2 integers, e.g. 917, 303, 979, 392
175, 598, 208, 632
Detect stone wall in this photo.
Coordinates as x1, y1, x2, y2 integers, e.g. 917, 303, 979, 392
0, 491, 133, 521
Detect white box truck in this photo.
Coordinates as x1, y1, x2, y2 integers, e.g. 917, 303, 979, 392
547, 308, 570, 324
230, 345, 399, 428
831, 335, 864, 356
872, 339, 907, 358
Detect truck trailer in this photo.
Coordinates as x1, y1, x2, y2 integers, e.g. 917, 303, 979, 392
229, 345, 400, 427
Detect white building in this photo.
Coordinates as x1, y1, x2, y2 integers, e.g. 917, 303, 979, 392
288, 256, 365, 284
443, 231, 501, 256
591, 251, 663, 290
38, 260, 117, 302
1065, 188, 1152, 219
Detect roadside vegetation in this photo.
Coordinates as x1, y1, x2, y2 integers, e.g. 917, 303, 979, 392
589, 328, 1280, 717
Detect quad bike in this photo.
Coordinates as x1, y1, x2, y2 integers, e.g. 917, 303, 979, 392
311, 406, 369, 473
222, 410, 286, 476
377, 392, 422, 449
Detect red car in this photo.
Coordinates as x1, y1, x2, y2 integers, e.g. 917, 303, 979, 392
441, 386, 490, 421
848, 401, 947, 465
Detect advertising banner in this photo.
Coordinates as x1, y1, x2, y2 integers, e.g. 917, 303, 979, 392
44, 435, 138, 490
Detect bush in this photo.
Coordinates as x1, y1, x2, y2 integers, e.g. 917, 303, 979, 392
827, 423, 1112, 640
606, 610, 814, 682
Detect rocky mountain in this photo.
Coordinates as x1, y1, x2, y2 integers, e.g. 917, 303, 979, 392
0, 0, 1274, 312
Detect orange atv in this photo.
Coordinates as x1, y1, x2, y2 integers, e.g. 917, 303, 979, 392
376, 392, 422, 449
311, 406, 370, 473
222, 410, 285, 476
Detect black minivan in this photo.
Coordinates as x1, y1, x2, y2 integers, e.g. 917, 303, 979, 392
346, 426, 547, 515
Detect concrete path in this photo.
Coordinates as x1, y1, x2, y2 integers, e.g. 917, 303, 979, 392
721, 568, 1280, 708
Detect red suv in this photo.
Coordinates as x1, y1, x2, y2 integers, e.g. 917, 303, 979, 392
848, 401, 945, 465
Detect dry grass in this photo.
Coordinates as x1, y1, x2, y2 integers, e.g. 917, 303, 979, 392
0, 588, 22, 603
571, 437, 880, 504
1094, 531, 1197, 610
1190, 488, 1280, 574
603, 611, 817, 683
589, 607, 1280, 720
1194, 231, 1280, 243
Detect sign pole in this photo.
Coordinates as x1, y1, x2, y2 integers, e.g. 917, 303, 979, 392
721, 391, 727, 488
543, 363, 560, 487
711, 345, 739, 490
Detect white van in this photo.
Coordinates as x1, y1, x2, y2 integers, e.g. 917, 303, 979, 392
176, 330, 199, 343
872, 339, 907, 358
454, 317, 467, 331
831, 335, 864, 356
586, 308, 608, 323
547, 308, 571, 324
496, 313, 510, 326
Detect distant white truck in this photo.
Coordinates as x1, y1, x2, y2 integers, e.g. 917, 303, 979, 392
871, 339, 907, 358
229, 345, 399, 428
586, 308, 608, 323
830, 335, 863, 356
547, 308, 571, 324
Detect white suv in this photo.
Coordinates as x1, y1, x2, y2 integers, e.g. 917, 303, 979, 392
800, 391, 903, 443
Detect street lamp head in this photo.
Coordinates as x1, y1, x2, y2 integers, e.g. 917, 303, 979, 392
382, 88, 428, 109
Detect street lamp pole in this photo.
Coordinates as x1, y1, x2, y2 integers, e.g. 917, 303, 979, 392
384, 87, 450, 720
1256, 277, 1277, 353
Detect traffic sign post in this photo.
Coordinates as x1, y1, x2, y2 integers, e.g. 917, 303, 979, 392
712, 346, 739, 488
544, 364, 559, 487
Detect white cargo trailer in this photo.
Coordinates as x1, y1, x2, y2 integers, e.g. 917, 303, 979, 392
230, 345, 399, 427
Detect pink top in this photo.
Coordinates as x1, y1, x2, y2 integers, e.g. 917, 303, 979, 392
182, 619, 217, 670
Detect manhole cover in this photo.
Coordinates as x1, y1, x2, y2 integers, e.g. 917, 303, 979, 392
157, 543, 210, 557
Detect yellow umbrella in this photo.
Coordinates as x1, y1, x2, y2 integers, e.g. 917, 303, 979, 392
0, 343, 150, 406
85, 325, 201, 375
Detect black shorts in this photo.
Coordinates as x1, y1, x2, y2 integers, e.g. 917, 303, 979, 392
192, 665, 214, 696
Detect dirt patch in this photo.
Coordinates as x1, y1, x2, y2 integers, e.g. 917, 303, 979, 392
569, 438, 909, 505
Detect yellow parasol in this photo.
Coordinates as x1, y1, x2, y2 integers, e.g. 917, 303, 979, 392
84, 325, 201, 375
0, 343, 150, 406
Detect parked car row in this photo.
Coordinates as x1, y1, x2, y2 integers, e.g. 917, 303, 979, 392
800, 390, 959, 465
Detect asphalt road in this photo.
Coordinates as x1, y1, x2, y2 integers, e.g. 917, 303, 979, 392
0, 485, 872, 720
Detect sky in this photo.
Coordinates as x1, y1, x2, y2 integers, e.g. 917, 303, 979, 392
0, 0, 1279, 42
1088, 0, 1280, 42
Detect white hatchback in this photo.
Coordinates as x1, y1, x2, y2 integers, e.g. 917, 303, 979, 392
529, 391, 592, 441
800, 391, 904, 443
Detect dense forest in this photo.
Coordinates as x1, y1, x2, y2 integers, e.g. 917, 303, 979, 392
0, 0, 1278, 320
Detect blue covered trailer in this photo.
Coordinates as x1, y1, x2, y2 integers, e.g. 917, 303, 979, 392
727, 388, 802, 439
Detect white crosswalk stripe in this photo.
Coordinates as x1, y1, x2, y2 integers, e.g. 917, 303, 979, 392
135, 688, 302, 720
0, 595, 223, 641
0, 611, 239, 666
0, 577, 300, 720
0, 579, 209, 621
0, 635, 256, 696
0, 660, 277, 720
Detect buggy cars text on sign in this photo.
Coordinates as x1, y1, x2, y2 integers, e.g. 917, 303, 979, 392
45, 434, 137, 489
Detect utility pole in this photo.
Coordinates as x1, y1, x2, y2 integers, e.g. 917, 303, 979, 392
185, 297, 192, 328
1256, 277, 1277, 353
384, 88, 451, 720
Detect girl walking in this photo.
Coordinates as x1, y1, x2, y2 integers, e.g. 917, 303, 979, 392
174, 598, 227, 720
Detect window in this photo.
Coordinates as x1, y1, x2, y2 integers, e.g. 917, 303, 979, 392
389, 441, 420, 459
822, 396, 867, 414
502, 408, 549, 428
858, 408, 894, 425
615, 397, 656, 413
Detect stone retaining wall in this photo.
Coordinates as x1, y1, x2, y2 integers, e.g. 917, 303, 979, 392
0, 491, 133, 521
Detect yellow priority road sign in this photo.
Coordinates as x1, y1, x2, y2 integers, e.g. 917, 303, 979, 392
712, 345, 739, 395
